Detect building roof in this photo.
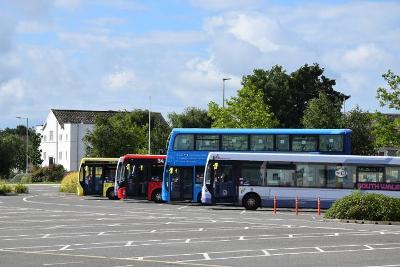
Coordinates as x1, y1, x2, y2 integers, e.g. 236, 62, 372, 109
51, 109, 119, 126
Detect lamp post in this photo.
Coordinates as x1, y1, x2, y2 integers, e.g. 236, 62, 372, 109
222, 77, 231, 108
16, 116, 29, 174
148, 96, 151, 155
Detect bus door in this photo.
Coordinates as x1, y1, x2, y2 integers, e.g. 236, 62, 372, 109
84, 166, 103, 195
211, 163, 236, 202
170, 167, 193, 201
127, 164, 148, 198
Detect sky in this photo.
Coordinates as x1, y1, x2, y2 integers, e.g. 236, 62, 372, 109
1, 0, 400, 129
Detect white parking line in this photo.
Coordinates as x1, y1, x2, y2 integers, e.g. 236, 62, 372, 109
364, 265, 400, 267
43, 261, 83, 266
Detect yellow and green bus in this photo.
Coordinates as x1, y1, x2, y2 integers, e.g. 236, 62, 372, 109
77, 158, 119, 198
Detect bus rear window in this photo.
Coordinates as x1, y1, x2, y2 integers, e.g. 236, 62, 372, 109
173, 134, 194, 150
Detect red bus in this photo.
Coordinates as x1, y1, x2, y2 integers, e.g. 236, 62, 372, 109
114, 154, 166, 202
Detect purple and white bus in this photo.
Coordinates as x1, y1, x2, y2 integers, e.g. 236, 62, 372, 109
202, 152, 400, 210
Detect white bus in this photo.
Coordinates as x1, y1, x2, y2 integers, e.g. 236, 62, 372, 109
201, 152, 400, 210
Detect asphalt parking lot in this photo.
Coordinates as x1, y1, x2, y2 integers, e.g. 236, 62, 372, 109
1, 185, 400, 267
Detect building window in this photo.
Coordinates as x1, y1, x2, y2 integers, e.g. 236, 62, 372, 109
43, 152, 47, 160
59, 134, 62, 141
65, 151, 68, 161
43, 135, 47, 142
49, 131, 54, 141
66, 134, 68, 141
59, 151, 62, 160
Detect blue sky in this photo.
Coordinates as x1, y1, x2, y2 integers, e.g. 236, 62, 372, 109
1, 0, 399, 129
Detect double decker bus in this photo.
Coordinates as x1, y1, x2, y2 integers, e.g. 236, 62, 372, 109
77, 158, 118, 198
114, 154, 166, 202
202, 152, 400, 210
162, 128, 352, 203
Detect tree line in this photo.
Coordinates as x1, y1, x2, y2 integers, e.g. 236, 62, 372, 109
86, 64, 400, 157
1, 63, 399, 178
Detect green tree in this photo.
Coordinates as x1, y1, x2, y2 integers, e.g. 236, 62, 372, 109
84, 110, 170, 157
0, 134, 23, 178
242, 64, 349, 128
168, 107, 212, 128
377, 70, 400, 109
208, 81, 279, 128
302, 92, 342, 128
0, 126, 42, 175
370, 112, 400, 150
340, 106, 374, 155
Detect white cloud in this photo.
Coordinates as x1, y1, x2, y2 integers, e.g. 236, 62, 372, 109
16, 20, 54, 34
87, 17, 127, 27
189, 0, 263, 11
0, 78, 25, 101
55, 0, 81, 9
342, 44, 384, 68
228, 14, 282, 53
102, 70, 137, 91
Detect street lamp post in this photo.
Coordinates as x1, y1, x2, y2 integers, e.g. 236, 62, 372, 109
16, 116, 29, 174
148, 96, 151, 155
222, 78, 231, 108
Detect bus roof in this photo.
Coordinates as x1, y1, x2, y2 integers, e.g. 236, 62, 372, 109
120, 154, 166, 160
171, 128, 352, 135
207, 152, 400, 165
80, 158, 119, 164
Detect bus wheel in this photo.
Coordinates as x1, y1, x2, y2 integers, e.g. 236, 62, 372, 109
243, 193, 260, 210
107, 188, 117, 200
152, 189, 163, 203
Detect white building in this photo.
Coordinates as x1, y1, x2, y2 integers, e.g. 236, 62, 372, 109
36, 109, 117, 171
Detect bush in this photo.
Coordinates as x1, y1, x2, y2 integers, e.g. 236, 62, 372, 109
0, 183, 13, 194
13, 183, 29, 194
325, 191, 400, 222
10, 173, 31, 183
60, 172, 78, 194
29, 165, 66, 183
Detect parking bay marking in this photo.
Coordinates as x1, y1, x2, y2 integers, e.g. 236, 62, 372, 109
3, 231, 400, 253
0, 248, 228, 267
132, 242, 400, 263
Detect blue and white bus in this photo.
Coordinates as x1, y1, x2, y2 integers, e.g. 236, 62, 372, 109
162, 128, 352, 202
202, 152, 400, 210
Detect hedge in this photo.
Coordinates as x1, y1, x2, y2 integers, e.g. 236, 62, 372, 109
325, 191, 400, 222
60, 172, 78, 194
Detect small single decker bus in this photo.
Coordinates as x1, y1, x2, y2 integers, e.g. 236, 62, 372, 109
202, 152, 400, 210
162, 128, 352, 203
114, 154, 166, 202
77, 158, 118, 198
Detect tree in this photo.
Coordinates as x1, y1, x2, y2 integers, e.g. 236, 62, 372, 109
340, 106, 375, 155
0, 134, 23, 178
0, 126, 42, 177
168, 107, 212, 128
84, 110, 170, 157
377, 70, 400, 109
370, 112, 400, 151
208, 80, 279, 128
242, 64, 349, 128
302, 92, 342, 128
